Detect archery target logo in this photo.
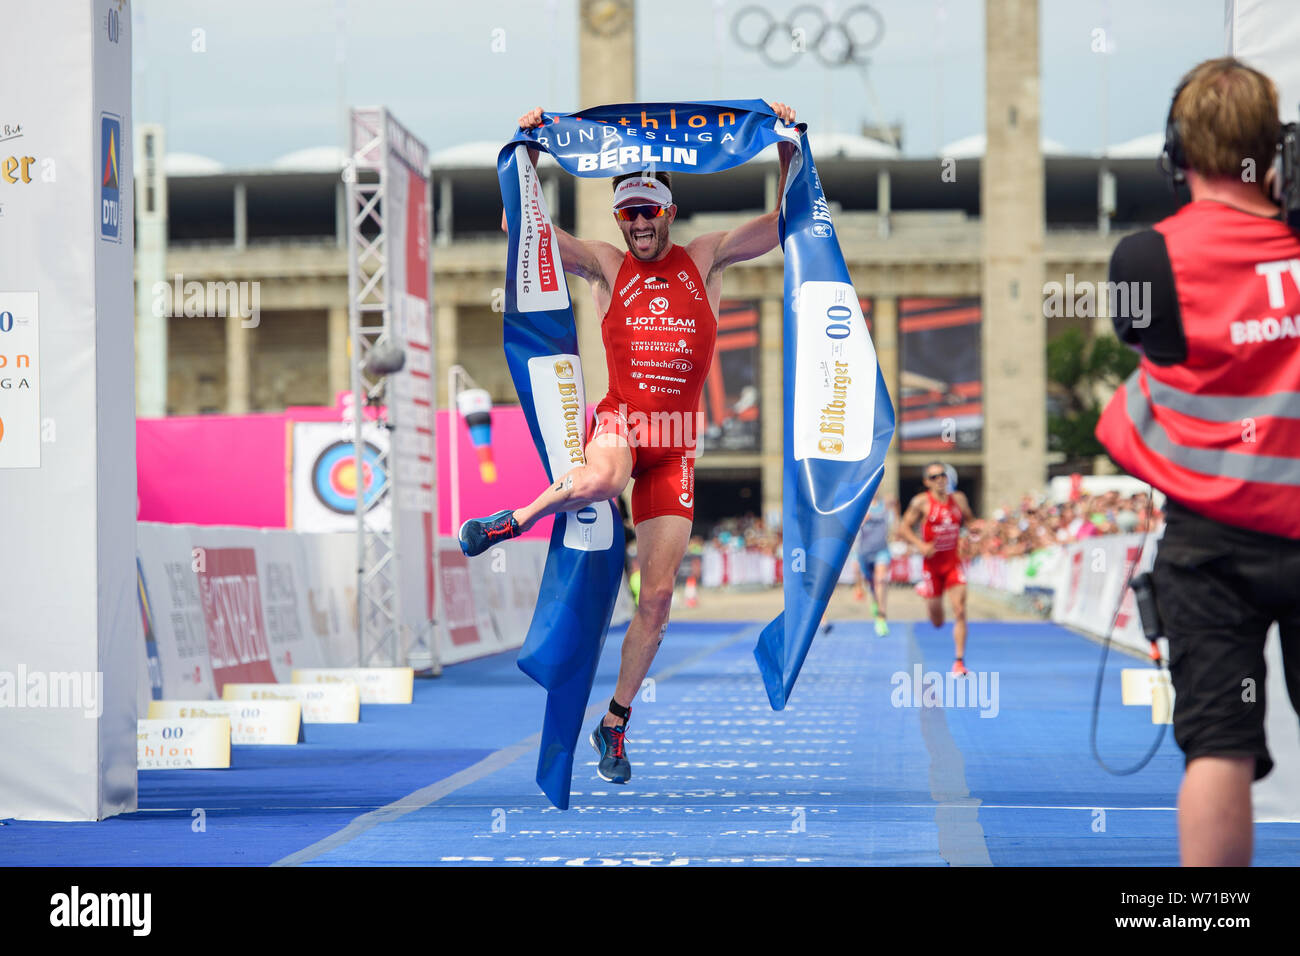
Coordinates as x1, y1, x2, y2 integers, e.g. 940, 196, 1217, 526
311, 439, 388, 514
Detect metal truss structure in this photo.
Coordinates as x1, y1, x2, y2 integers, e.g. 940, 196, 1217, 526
345, 107, 400, 666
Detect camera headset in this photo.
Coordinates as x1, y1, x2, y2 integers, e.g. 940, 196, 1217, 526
1158, 76, 1194, 191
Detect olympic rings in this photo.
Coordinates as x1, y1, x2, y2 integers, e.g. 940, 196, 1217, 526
731, 3, 885, 70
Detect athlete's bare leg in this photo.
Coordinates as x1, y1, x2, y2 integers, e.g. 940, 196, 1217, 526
603, 513, 692, 727
512, 429, 633, 532
927, 595, 945, 628
949, 584, 968, 660
873, 562, 889, 617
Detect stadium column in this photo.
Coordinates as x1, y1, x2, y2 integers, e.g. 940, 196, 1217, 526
335, 181, 347, 250
328, 305, 349, 399
436, 175, 453, 247
872, 296, 900, 500
0, 0, 138, 820
574, 0, 637, 404
226, 310, 252, 413
979, 0, 1046, 515
761, 295, 783, 524
1091, 285, 1119, 476
135, 123, 168, 417
233, 181, 248, 251
436, 299, 458, 408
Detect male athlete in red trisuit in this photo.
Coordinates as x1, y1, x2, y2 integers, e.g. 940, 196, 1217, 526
898, 463, 976, 675
459, 103, 797, 784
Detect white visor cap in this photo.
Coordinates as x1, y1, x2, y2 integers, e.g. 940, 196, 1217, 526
612, 176, 673, 210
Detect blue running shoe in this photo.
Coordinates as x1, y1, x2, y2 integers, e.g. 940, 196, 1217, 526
458, 509, 519, 557
590, 718, 632, 784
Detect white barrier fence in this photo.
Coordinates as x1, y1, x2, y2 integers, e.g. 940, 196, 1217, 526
696, 545, 908, 589
137, 522, 633, 709
966, 547, 1067, 598
699, 546, 778, 588
968, 533, 1157, 655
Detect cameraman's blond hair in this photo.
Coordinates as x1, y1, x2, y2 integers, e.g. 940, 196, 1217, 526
1173, 57, 1280, 179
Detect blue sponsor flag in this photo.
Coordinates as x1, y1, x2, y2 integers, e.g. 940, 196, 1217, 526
497, 100, 894, 807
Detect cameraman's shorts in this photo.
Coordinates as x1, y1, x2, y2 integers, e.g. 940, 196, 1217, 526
1154, 501, 1300, 780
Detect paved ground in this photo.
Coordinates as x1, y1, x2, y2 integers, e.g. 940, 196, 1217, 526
672, 579, 1039, 625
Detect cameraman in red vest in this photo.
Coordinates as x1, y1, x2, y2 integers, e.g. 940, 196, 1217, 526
1096, 57, 1300, 866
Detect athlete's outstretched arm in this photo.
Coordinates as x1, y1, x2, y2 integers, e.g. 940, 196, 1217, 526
693, 102, 798, 277
500, 107, 618, 285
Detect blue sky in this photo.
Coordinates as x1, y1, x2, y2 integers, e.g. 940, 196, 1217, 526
130, 0, 1226, 166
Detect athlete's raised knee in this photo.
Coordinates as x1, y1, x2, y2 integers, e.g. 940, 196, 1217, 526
569, 464, 623, 504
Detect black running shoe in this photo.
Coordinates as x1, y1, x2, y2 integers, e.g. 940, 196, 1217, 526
458, 509, 519, 557
590, 718, 632, 784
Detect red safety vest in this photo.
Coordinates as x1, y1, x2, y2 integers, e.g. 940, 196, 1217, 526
1096, 200, 1300, 539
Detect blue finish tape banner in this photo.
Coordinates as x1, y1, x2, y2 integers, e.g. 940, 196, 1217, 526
497, 100, 893, 807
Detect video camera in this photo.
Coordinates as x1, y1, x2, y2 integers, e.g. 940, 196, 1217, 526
1282, 119, 1300, 228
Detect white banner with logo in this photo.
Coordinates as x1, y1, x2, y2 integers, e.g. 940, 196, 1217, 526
1228, 0, 1300, 126
375, 109, 437, 666
1047, 534, 1157, 654
0, 0, 137, 822
138, 522, 608, 696
967, 547, 1069, 598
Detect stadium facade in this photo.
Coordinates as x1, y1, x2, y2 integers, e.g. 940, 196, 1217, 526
138, 133, 1179, 526
134, 0, 1180, 527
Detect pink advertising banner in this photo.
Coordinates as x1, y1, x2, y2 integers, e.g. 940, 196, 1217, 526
436, 404, 575, 542
137, 414, 289, 528
137, 404, 579, 542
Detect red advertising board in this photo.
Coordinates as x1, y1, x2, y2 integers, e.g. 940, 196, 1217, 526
435, 548, 482, 648
195, 547, 276, 693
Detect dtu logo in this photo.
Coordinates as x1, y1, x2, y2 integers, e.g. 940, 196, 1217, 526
100, 113, 122, 242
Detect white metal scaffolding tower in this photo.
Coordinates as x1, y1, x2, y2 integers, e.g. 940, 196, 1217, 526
346, 107, 400, 666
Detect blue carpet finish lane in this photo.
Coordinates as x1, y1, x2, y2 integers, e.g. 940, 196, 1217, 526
909, 619, 1299, 866
304, 620, 947, 866
5, 615, 1297, 865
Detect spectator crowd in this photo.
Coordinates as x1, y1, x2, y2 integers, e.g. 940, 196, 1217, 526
677, 489, 1164, 571
961, 490, 1163, 559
